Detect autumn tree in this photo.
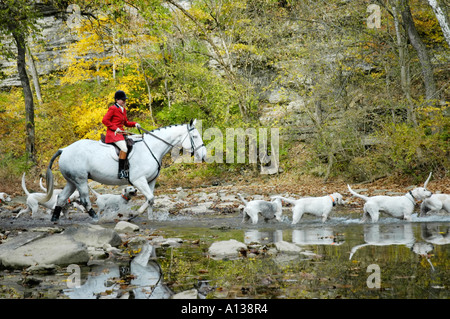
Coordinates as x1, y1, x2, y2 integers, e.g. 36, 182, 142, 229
0, 0, 41, 164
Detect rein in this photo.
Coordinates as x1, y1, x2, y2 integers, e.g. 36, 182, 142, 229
135, 124, 204, 183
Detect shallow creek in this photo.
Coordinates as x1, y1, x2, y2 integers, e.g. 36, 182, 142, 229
1, 209, 448, 299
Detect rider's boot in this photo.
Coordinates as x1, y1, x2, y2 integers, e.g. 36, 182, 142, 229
51, 206, 62, 222
118, 150, 128, 179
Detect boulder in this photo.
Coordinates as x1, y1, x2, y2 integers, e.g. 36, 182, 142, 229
172, 288, 199, 299
274, 241, 303, 254
114, 221, 140, 233
0, 233, 89, 268
208, 239, 247, 260
0, 225, 123, 269
63, 224, 122, 247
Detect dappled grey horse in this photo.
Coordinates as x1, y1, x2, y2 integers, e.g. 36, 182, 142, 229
41, 119, 206, 221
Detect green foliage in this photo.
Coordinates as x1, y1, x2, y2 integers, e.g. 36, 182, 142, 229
0, 0, 448, 184
373, 119, 449, 178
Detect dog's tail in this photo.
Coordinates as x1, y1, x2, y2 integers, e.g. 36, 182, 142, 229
237, 193, 248, 205
276, 196, 297, 205
347, 184, 369, 201
38, 149, 62, 204
21, 173, 31, 197
88, 185, 101, 198
424, 172, 432, 189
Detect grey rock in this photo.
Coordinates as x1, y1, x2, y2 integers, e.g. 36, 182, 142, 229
208, 239, 247, 260
64, 224, 122, 247
0, 234, 89, 268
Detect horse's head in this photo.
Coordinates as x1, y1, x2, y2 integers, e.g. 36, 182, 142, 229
181, 119, 207, 162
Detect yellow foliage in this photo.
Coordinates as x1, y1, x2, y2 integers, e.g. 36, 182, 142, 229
70, 95, 110, 140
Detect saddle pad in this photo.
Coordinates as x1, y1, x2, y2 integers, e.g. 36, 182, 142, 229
98, 140, 135, 162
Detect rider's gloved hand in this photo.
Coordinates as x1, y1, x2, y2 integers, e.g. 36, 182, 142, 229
135, 123, 141, 129
115, 127, 124, 135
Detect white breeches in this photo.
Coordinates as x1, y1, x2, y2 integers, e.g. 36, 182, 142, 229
114, 140, 128, 153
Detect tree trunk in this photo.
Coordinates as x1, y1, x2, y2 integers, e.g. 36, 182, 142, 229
400, 0, 437, 102
392, 3, 417, 125
13, 31, 36, 164
427, 0, 450, 47
26, 45, 42, 105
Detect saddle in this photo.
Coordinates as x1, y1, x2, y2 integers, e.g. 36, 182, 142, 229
100, 134, 135, 157
100, 134, 135, 174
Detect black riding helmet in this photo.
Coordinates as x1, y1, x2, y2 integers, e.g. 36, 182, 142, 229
114, 90, 127, 101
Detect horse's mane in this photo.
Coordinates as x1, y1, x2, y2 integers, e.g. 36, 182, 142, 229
150, 123, 185, 132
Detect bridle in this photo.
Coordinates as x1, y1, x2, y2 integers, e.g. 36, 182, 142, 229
138, 124, 204, 157
182, 125, 206, 157
136, 124, 204, 182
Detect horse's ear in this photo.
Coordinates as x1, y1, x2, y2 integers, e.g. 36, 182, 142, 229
190, 119, 196, 127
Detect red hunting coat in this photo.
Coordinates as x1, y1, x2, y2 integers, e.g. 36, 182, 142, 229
102, 103, 137, 143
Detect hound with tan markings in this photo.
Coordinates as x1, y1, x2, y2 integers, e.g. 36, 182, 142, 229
237, 193, 283, 224
347, 173, 433, 222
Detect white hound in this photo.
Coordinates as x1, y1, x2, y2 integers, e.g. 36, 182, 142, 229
89, 185, 137, 218
279, 193, 345, 224
16, 173, 82, 219
347, 173, 433, 222
418, 172, 450, 216
237, 193, 283, 224
0, 192, 11, 204
420, 194, 450, 216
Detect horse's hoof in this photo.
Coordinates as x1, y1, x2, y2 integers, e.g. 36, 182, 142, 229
51, 206, 62, 222
88, 208, 98, 221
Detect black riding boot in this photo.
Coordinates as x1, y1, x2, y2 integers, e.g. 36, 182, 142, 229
51, 206, 62, 222
118, 158, 128, 179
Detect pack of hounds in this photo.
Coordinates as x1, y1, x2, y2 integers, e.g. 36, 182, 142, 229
4, 173, 138, 220
1, 172, 449, 223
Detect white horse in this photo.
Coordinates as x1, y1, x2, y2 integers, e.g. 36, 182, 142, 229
41, 119, 206, 221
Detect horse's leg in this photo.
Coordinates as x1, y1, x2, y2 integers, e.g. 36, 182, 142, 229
76, 182, 98, 221
51, 183, 76, 221
133, 177, 155, 215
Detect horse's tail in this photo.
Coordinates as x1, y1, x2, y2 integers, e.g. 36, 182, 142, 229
237, 193, 248, 205
39, 177, 46, 191
347, 184, 369, 202
38, 149, 62, 204
21, 173, 31, 196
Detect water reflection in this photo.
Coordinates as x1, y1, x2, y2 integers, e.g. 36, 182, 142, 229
346, 223, 449, 271
349, 224, 415, 260
64, 242, 172, 299
244, 227, 345, 246
242, 221, 449, 264
292, 228, 345, 246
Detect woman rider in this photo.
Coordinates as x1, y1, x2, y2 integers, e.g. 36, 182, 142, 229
102, 90, 140, 179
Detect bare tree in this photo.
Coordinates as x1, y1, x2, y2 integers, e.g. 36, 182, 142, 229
400, 0, 437, 102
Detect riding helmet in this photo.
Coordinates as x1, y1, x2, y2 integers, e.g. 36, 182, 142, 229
114, 90, 127, 101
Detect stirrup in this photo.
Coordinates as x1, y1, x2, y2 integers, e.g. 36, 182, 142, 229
118, 170, 129, 179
